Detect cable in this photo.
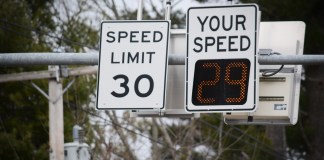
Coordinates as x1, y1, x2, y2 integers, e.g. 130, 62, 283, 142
201, 114, 288, 159
0, 25, 54, 47
78, 108, 197, 159
78, 108, 165, 145
262, 65, 284, 77
0, 116, 20, 160
81, 106, 286, 159
79, 106, 287, 159
262, 52, 285, 77
0, 18, 93, 49
199, 119, 287, 159
207, 114, 288, 157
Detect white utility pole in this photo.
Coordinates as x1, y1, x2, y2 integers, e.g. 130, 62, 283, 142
48, 65, 64, 160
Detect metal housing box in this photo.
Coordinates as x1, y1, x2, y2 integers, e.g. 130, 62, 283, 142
64, 142, 90, 160
131, 29, 199, 118
224, 21, 305, 125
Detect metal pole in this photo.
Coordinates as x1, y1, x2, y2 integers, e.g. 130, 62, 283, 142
137, 0, 143, 20
0, 53, 97, 66
1, 53, 324, 66
258, 55, 324, 65
165, 0, 171, 20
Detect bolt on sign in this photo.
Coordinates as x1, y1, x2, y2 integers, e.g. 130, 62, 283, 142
186, 4, 260, 112
96, 21, 170, 110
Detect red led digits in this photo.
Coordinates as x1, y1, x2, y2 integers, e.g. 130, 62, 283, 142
192, 59, 250, 105
225, 62, 248, 103
197, 63, 220, 104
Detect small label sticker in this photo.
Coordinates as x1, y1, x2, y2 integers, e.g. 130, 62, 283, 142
274, 104, 287, 110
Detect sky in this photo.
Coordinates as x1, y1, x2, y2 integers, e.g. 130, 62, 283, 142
127, 0, 236, 17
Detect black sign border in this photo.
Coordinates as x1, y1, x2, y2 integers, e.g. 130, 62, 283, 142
96, 20, 170, 110
185, 4, 258, 112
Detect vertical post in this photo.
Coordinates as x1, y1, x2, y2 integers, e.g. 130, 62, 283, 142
165, 0, 171, 20
137, 0, 143, 20
49, 65, 64, 160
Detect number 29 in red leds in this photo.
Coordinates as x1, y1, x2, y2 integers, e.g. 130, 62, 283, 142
192, 59, 250, 105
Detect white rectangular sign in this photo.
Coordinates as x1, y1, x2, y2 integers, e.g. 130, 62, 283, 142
96, 21, 170, 109
186, 4, 259, 112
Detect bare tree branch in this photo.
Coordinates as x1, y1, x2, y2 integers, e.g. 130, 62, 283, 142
223, 129, 248, 152
62, 1, 71, 21
173, 0, 184, 6
153, 118, 176, 158
149, 0, 163, 19
106, 111, 137, 160
91, 0, 113, 20
110, 0, 120, 19
215, 117, 224, 160
185, 119, 196, 160
121, 0, 131, 15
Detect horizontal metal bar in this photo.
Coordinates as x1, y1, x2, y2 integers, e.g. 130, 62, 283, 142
0, 53, 98, 66
258, 55, 324, 65
0, 53, 185, 66
1, 53, 324, 66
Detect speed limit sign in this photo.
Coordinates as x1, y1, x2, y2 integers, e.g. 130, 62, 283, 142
96, 20, 170, 110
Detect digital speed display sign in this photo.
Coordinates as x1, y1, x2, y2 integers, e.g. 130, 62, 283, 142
186, 4, 259, 112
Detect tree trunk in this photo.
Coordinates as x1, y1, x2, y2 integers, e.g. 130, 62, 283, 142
153, 118, 176, 159
151, 122, 160, 160
306, 65, 324, 160
266, 126, 287, 160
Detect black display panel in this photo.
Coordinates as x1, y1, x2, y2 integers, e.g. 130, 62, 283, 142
192, 59, 250, 105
